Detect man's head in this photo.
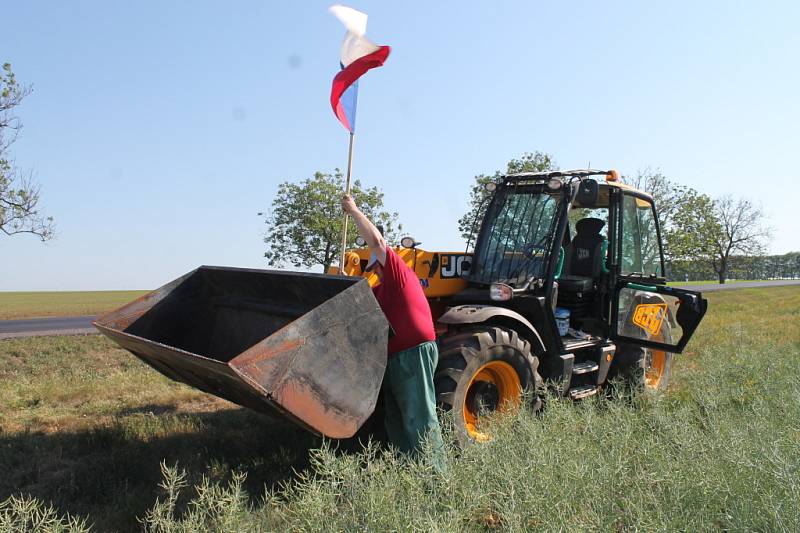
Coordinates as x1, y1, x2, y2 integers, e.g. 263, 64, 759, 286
365, 250, 384, 281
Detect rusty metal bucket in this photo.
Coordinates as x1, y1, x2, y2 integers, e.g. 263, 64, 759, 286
93, 266, 389, 438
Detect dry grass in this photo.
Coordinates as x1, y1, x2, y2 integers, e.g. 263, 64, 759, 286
0, 335, 318, 532
0, 291, 149, 320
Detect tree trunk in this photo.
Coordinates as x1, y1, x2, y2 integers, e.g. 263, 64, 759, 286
323, 242, 333, 274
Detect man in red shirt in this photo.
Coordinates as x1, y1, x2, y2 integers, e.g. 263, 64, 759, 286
341, 195, 445, 469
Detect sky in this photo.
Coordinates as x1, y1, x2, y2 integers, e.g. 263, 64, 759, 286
2, 1, 798, 291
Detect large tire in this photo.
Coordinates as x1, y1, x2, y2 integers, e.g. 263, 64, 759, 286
610, 343, 673, 392
435, 326, 542, 444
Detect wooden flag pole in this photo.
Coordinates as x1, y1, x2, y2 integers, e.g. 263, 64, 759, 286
339, 132, 356, 274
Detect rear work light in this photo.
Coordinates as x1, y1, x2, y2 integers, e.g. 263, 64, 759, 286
490, 283, 513, 301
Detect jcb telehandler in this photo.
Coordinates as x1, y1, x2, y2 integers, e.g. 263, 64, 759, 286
95, 169, 707, 443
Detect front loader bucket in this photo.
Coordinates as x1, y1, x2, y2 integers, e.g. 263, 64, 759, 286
93, 266, 389, 438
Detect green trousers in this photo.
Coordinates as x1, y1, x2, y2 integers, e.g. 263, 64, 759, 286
384, 341, 446, 471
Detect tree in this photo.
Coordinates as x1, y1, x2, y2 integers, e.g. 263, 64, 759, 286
262, 170, 401, 273
664, 190, 718, 273
667, 194, 771, 283
709, 196, 771, 283
1, 62, 54, 240
624, 168, 689, 232
458, 151, 556, 246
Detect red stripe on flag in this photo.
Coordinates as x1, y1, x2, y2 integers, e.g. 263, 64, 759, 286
330, 46, 391, 130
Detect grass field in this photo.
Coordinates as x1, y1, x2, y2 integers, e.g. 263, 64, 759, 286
0, 291, 149, 320
667, 279, 764, 286
1, 286, 799, 531
0, 283, 783, 319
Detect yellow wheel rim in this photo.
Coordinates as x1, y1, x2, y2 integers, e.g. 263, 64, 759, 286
463, 360, 522, 442
644, 349, 666, 389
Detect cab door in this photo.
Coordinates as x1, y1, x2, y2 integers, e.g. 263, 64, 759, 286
609, 191, 707, 353
611, 281, 707, 353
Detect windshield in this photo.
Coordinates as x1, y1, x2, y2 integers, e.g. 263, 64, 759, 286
468, 186, 561, 286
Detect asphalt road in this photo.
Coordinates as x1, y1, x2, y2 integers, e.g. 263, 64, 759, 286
1, 280, 798, 339
679, 280, 800, 292
0, 315, 97, 340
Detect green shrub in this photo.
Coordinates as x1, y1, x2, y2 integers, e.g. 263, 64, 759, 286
133, 289, 800, 532
3, 287, 799, 531
0, 495, 90, 533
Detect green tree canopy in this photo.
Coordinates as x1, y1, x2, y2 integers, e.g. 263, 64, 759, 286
262, 170, 401, 273
666, 193, 770, 283
458, 151, 556, 246
1, 62, 54, 240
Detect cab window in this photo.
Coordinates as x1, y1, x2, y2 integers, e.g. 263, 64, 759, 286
620, 194, 662, 277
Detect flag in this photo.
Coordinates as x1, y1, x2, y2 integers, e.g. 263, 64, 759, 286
329, 5, 391, 133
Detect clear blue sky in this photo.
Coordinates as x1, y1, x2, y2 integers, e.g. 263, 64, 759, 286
2, 1, 798, 290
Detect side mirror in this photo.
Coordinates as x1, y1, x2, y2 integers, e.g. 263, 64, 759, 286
575, 179, 599, 206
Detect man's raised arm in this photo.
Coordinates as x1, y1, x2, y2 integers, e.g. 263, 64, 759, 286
341, 195, 387, 265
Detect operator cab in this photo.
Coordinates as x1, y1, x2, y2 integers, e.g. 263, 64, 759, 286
556, 184, 613, 333
556, 216, 608, 328
463, 169, 705, 353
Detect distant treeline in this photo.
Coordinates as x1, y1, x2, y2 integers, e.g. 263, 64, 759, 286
666, 252, 800, 282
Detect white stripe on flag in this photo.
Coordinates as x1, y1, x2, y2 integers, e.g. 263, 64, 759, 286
330, 5, 380, 67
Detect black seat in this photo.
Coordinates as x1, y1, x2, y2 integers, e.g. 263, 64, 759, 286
557, 275, 594, 292
559, 218, 606, 293
564, 218, 606, 275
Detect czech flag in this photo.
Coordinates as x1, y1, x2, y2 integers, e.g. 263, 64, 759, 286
329, 5, 391, 133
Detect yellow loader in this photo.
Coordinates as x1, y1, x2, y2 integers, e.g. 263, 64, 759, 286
96, 169, 706, 443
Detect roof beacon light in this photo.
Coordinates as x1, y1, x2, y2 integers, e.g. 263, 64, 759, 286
489, 282, 513, 301
606, 169, 620, 182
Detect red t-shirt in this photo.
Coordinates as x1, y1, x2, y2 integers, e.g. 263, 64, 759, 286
372, 247, 436, 355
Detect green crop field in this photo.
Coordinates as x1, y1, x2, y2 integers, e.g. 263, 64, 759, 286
0, 291, 149, 320
1, 287, 799, 532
